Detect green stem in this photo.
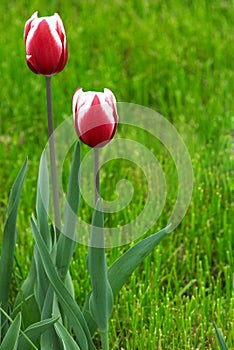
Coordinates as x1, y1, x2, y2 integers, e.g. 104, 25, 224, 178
100, 330, 109, 350
45, 76, 61, 232
94, 147, 100, 204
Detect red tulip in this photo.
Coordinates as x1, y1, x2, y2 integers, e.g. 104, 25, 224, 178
24, 11, 68, 76
73, 88, 118, 148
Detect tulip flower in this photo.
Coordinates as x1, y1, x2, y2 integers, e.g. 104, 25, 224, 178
73, 88, 118, 148
24, 11, 68, 75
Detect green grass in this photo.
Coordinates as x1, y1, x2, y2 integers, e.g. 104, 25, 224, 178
0, 0, 233, 349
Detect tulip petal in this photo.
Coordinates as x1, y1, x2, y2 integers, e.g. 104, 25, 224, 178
73, 89, 118, 148
104, 88, 118, 123
54, 13, 68, 72
24, 11, 38, 43
26, 55, 39, 74
25, 16, 63, 75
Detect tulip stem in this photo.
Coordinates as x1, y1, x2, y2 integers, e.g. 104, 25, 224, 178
100, 331, 109, 350
45, 76, 61, 232
94, 148, 100, 204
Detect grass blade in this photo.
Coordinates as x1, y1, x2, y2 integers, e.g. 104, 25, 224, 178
0, 313, 21, 350
30, 216, 96, 350
214, 323, 229, 350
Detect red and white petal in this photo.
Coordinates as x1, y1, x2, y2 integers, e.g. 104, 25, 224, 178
24, 11, 38, 43
104, 88, 118, 123
26, 19, 62, 75
72, 88, 83, 122
78, 100, 114, 135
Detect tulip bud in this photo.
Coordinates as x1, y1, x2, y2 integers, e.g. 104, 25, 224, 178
73, 88, 119, 148
24, 11, 68, 76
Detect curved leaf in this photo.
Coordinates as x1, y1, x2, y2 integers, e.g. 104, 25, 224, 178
55, 321, 81, 350
0, 159, 27, 332
12, 259, 40, 328
40, 286, 63, 350
88, 201, 113, 333
214, 323, 228, 350
0, 313, 21, 350
18, 315, 59, 350
31, 217, 96, 350
57, 142, 80, 280
36, 150, 50, 248
108, 225, 171, 297
83, 225, 171, 335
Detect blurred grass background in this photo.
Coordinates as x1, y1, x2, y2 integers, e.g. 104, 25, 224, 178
0, 0, 233, 349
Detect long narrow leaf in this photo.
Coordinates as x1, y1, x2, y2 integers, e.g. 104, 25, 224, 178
83, 225, 171, 335
30, 217, 96, 350
40, 286, 63, 350
34, 152, 51, 311
108, 225, 171, 297
0, 159, 27, 331
57, 142, 80, 279
0, 313, 21, 350
55, 321, 81, 350
88, 200, 113, 333
17, 315, 59, 350
36, 150, 50, 248
7, 159, 28, 216
214, 323, 229, 350
12, 259, 40, 328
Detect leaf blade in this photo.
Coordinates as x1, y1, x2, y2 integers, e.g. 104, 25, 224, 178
83, 225, 170, 335
18, 316, 59, 350
88, 201, 113, 333
30, 217, 96, 350
214, 323, 229, 350
55, 321, 81, 350
0, 159, 27, 329
56, 142, 80, 280
108, 225, 171, 297
0, 313, 21, 350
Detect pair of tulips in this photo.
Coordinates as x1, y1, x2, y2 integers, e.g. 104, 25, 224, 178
24, 11, 118, 148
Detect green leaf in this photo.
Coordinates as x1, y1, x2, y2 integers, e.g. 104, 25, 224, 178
56, 142, 80, 280
7, 159, 28, 216
65, 270, 75, 300
108, 225, 171, 297
0, 313, 21, 350
88, 200, 113, 333
18, 315, 59, 350
40, 286, 63, 350
36, 150, 51, 249
30, 217, 96, 350
55, 321, 81, 350
82, 294, 97, 338
34, 247, 50, 313
0, 159, 27, 330
34, 152, 51, 312
214, 323, 229, 350
83, 225, 170, 335
13, 259, 40, 328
